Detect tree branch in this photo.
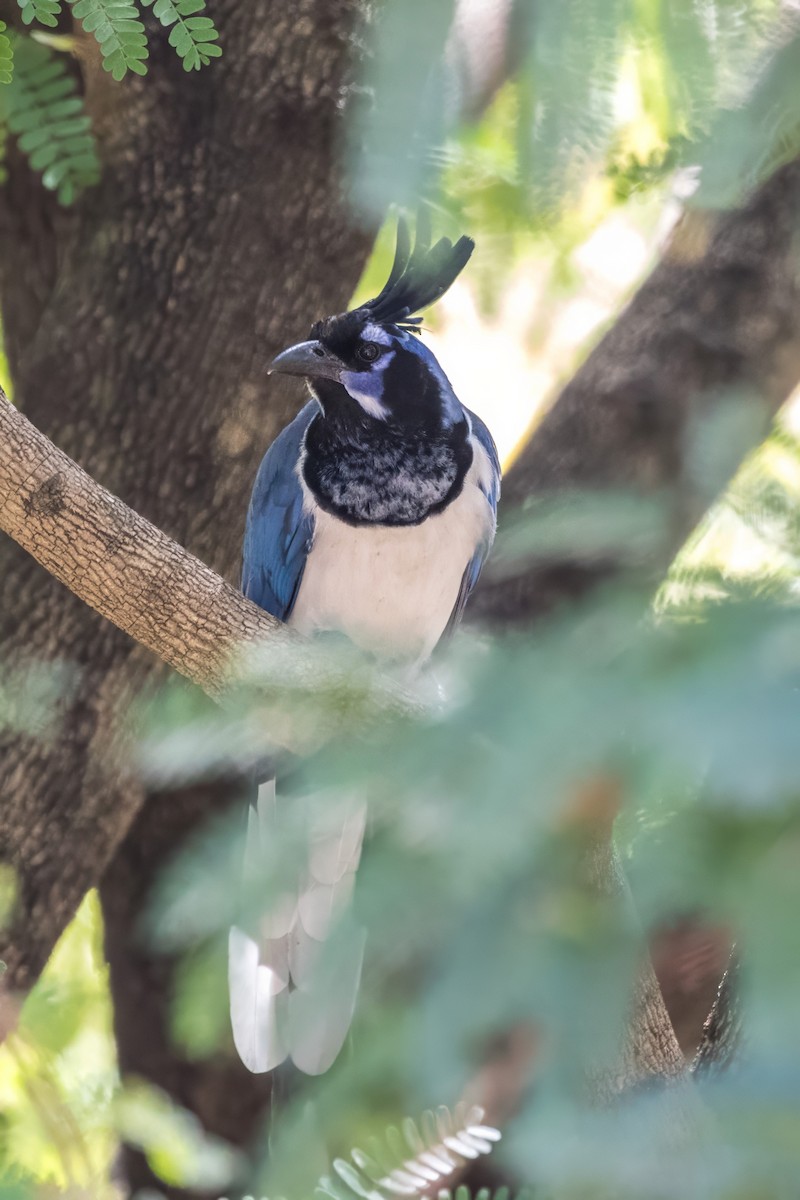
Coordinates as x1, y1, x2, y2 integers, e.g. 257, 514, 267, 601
0, 390, 288, 699
0, 389, 422, 794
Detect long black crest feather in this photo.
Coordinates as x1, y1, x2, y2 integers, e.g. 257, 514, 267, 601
357, 215, 474, 329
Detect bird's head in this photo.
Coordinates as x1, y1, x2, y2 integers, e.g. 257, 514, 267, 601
269, 215, 474, 432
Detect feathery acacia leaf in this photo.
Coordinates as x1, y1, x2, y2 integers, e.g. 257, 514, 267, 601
317, 1105, 501, 1200
3, 35, 99, 203
142, 0, 220, 70
69, 0, 148, 80
441, 1190, 533, 1200
17, 0, 62, 27
0, 22, 13, 84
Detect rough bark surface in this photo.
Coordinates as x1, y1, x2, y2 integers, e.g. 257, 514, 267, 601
0, 1, 372, 1184
0, 392, 290, 695
692, 951, 744, 1076
0, 0, 371, 983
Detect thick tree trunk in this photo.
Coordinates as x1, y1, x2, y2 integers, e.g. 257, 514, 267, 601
0, 0, 371, 983
0, 1, 371, 1185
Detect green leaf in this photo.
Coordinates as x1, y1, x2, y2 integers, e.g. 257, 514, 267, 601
5, 35, 99, 202
67, 0, 148, 77
30, 77, 74, 102
114, 1081, 244, 1192
142, 0, 221, 69
0, 22, 13, 83
16, 0, 61, 29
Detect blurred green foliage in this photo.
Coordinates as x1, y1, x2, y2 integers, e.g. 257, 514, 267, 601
6, 2, 800, 1198
0, 893, 117, 1195
351, 0, 786, 223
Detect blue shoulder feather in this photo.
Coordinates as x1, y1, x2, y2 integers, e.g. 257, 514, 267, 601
446, 409, 501, 633
242, 402, 317, 622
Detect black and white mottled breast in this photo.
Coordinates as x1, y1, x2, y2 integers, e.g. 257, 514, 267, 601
301, 417, 473, 527
290, 431, 497, 663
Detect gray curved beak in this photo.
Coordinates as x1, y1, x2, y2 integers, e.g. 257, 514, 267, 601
268, 339, 344, 382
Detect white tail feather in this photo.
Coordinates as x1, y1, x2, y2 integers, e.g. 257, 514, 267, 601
228, 925, 289, 1072
229, 779, 366, 1074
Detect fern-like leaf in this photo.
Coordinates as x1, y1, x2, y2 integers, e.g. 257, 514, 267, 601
142, 0, 220, 71
440, 1189, 532, 1200
17, 0, 62, 27
69, 0, 148, 80
3, 36, 99, 203
317, 1105, 501, 1200
0, 22, 13, 83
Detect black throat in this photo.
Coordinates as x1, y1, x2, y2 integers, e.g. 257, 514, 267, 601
302, 386, 473, 528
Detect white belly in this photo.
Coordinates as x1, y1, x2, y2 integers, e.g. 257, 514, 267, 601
290, 451, 494, 662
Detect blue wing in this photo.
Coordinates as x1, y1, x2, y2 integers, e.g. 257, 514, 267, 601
242, 401, 317, 622
445, 409, 501, 634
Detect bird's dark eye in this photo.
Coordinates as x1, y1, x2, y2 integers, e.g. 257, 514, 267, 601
357, 342, 380, 363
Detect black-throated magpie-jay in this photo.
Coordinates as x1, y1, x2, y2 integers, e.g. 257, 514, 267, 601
229, 216, 501, 1074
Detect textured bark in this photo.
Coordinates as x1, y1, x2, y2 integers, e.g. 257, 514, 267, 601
0, 0, 371, 984
692, 951, 744, 1076
650, 918, 731, 1056
0, 1, 372, 1185
587, 844, 686, 1096
0, 391, 290, 695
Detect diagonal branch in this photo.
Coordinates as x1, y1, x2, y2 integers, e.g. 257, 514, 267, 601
0, 390, 287, 700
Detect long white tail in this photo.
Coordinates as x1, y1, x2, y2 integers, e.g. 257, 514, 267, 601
228, 779, 367, 1074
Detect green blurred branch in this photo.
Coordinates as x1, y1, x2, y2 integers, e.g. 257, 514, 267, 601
467, 155, 800, 1106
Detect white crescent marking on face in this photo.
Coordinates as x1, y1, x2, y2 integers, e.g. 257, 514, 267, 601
340, 347, 396, 421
